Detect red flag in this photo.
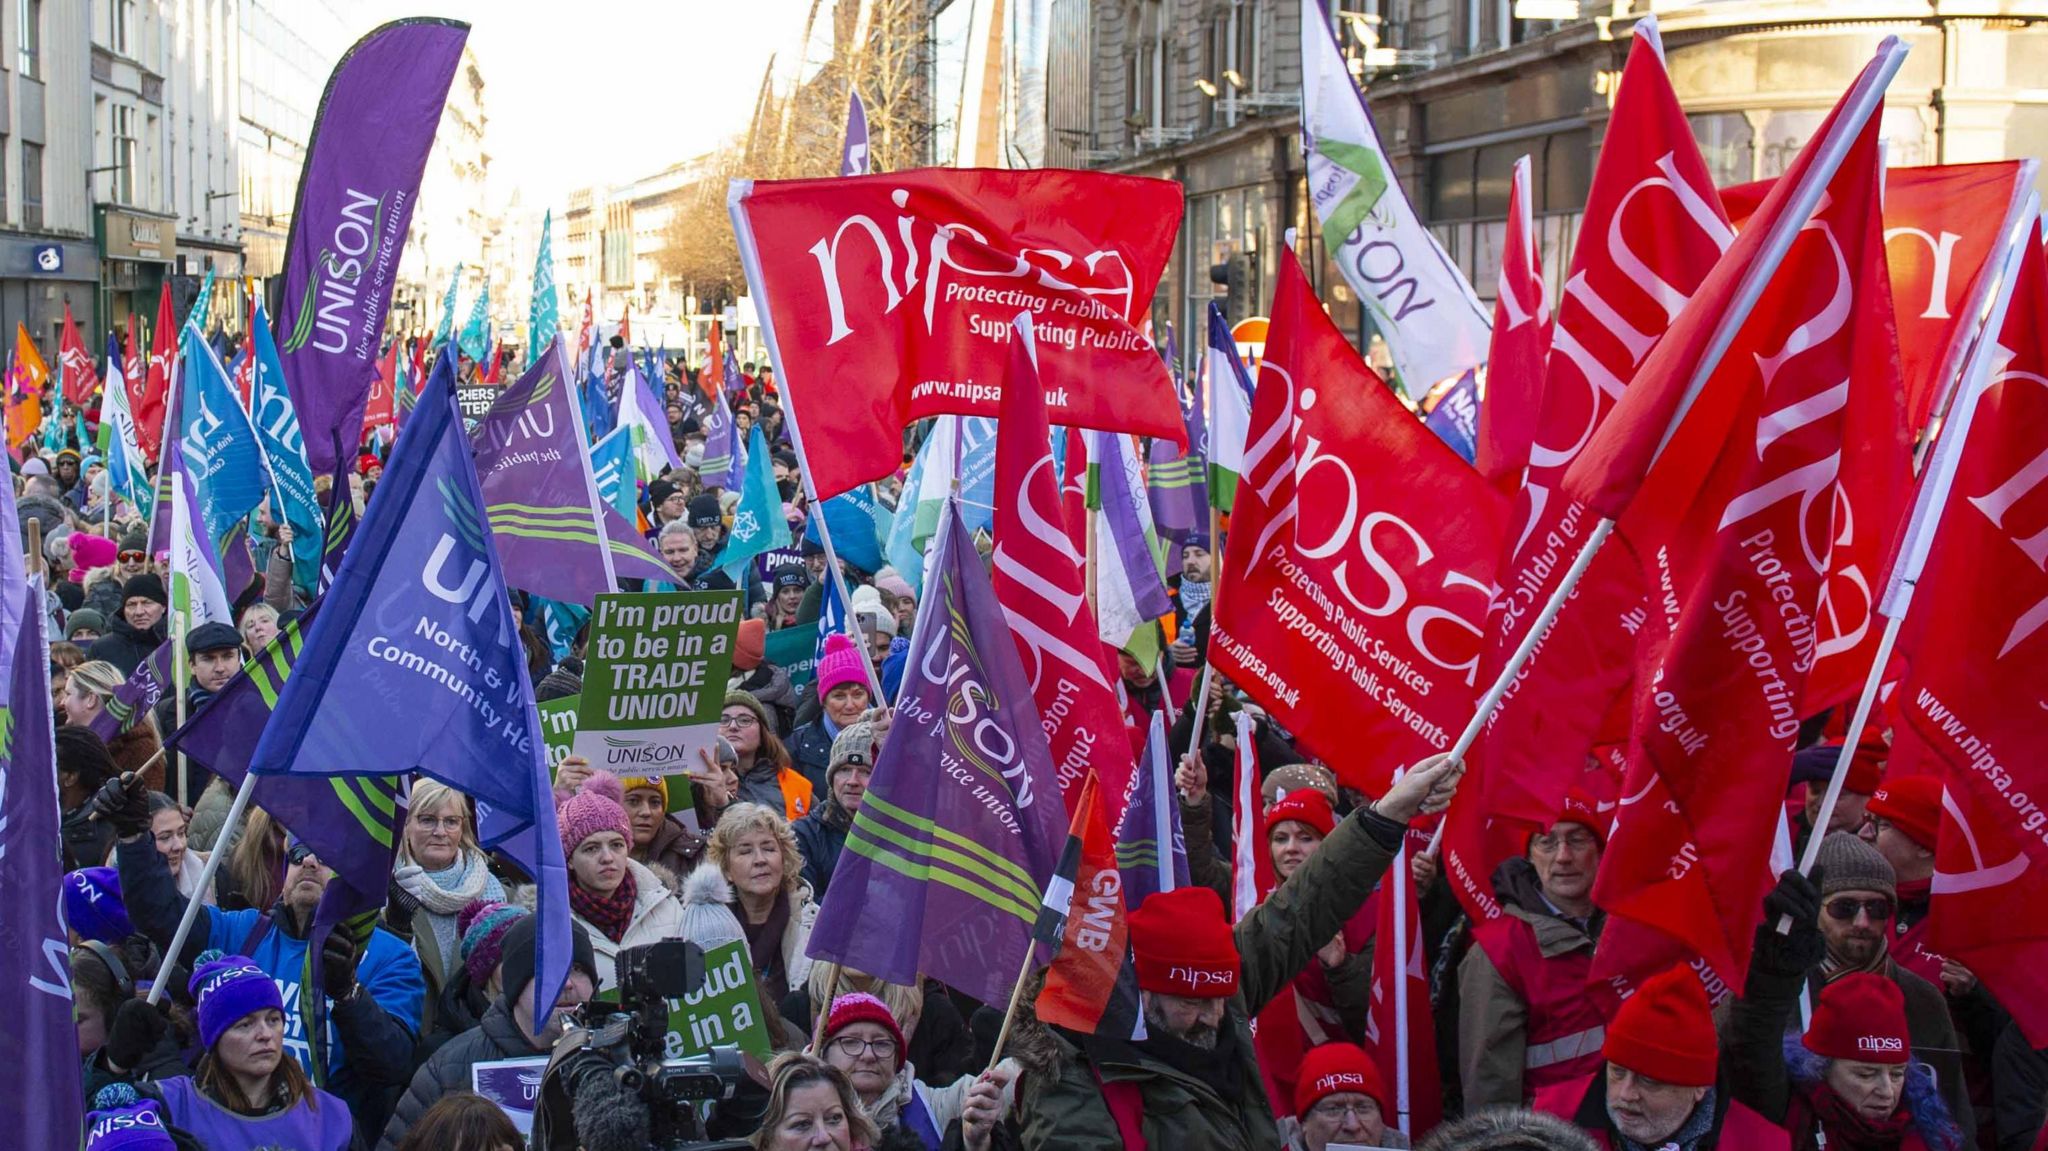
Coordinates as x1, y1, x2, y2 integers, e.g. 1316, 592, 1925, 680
576, 288, 594, 368
619, 304, 631, 347
1057, 425, 1089, 562
1440, 26, 1735, 924
1576, 90, 1897, 998
1366, 855, 1445, 1139
1724, 161, 2033, 440
1899, 225, 2048, 1045
701, 322, 726, 400
58, 300, 94, 406
1034, 771, 1131, 1034
1475, 155, 1550, 494
136, 281, 175, 463
122, 313, 143, 405
991, 322, 1138, 816
1209, 245, 1504, 793
361, 342, 397, 443
733, 169, 1186, 499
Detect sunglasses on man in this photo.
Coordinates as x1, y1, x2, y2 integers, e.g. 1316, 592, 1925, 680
1824, 896, 1894, 922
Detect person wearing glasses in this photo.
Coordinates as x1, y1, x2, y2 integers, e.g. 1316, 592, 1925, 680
388, 780, 506, 1051
723, 690, 814, 822
1286, 1043, 1407, 1149
1459, 789, 1611, 1111
816, 992, 1017, 1151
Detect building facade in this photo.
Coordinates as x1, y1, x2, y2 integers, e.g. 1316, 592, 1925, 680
1057, 0, 2048, 368
238, 0, 364, 292
556, 154, 719, 354
0, 0, 99, 356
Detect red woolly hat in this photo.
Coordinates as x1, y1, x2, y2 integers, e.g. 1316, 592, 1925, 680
1866, 776, 1941, 851
1294, 1042, 1390, 1119
1804, 972, 1910, 1064
1128, 886, 1240, 999
1263, 790, 1336, 840
1601, 966, 1719, 1087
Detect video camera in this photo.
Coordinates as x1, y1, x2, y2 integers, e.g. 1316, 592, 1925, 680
530, 940, 759, 1151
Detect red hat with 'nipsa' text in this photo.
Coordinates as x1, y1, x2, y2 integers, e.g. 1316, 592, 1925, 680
1866, 776, 1942, 851
1294, 1042, 1391, 1119
1263, 790, 1336, 840
1804, 972, 1910, 1064
1601, 966, 1720, 1086
1127, 886, 1240, 999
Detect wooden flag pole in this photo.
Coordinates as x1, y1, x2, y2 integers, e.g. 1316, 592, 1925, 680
1426, 38, 1910, 856
808, 961, 843, 1052
1780, 189, 2038, 933
984, 944, 1041, 1073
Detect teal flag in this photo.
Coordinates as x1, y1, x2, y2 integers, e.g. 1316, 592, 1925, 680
433, 263, 464, 348
527, 210, 558, 368
716, 423, 789, 581
458, 282, 491, 362
189, 267, 217, 330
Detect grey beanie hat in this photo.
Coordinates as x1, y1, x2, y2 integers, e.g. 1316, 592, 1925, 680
677, 863, 747, 951
1815, 831, 1896, 901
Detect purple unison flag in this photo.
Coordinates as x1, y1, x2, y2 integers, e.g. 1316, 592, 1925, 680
1146, 388, 1207, 544
0, 478, 86, 1143
1422, 368, 1480, 465
698, 386, 739, 489
1114, 711, 1190, 912
245, 349, 572, 1018
806, 499, 1070, 1007
471, 334, 671, 601
88, 639, 175, 741
274, 19, 470, 476
842, 88, 870, 176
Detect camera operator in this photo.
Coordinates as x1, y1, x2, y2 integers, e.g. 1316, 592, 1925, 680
378, 917, 599, 1150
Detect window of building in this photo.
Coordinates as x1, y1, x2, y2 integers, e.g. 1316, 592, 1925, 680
1689, 112, 1755, 188
111, 104, 137, 204
17, 0, 40, 80
1235, 0, 1263, 92
98, 0, 132, 55
0, 138, 8, 223
22, 141, 43, 230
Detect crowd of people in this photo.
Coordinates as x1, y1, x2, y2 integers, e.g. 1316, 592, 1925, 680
21, 344, 2048, 1151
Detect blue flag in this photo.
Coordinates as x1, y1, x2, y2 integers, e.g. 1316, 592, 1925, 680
179, 322, 272, 551
717, 423, 791, 581
955, 417, 998, 535
1422, 369, 1481, 464
458, 282, 492, 362
806, 499, 1070, 1008
805, 484, 885, 575
247, 349, 573, 1017
249, 298, 324, 597
0, 477, 85, 1145
815, 572, 849, 672
590, 426, 637, 522
580, 359, 615, 444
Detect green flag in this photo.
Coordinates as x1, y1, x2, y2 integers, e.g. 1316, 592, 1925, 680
715, 423, 790, 582
528, 210, 558, 368
433, 263, 464, 348
458, 281, 491, 362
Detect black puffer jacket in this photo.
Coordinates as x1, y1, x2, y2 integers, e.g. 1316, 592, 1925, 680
376, 997, 539, 1151
87, 613, 165, 676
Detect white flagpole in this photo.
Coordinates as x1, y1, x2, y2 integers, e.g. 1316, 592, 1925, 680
1392, 829, 1412, 1135
1785, 190, 2038, 922
146, 772, 258, 1005
557, 336, 619, 594
727, 180, 882, 697
1426, 38, 1910, 854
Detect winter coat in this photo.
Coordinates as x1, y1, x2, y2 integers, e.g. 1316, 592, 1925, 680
1777, 1035, 1959, 1151
788, 718, 837, 793
576, 857, 690, 992
735, 663, 800, 736
376, 998, 539, 1151
1014, 803, 1404, 1151
1534, 1073, 1790, 1150
153, 683, 222, 807
738, 881, 820, 995
640, 812, 707, 876
88, 612, 165, 675
63, 801, 116, 872
106, 721, 164, 791
793, 798, 851, 899
83, 567, 126, 620
1457, 857, 1605, 1110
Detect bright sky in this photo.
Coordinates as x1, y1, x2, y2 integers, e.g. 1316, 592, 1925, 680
361, 0, 821, 209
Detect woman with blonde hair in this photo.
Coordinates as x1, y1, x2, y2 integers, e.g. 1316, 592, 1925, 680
63, 658, 164, 788
219, 806, 286, 913
753, 1052, 880, 1151
709, 801, 818, 995
391, 779, 506, 1046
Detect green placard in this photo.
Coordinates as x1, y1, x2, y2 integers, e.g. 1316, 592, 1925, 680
574, 590, 743, 775
660, 941, 773, 1060
540, 696, 579, 769
764, 621, 821, 691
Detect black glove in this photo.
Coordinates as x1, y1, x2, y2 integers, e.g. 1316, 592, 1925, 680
1752, 867, 1827, 977
1763, 867, 1822, 927
319, 932, 360, 1000
105, 998, 169, 1073
382, 879, 419, 941
90, 773, 150, 838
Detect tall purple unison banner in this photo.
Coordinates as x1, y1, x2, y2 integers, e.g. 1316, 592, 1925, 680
842, 88, 870, 176
806, 500, 1068, 1008
274, 18, 469, 475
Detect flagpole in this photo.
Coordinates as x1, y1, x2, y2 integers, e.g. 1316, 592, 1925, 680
1392, 833, 1412, 1136
727, 181, 881, 697
1781, 188, 2038, 931
1426, 38, 1910, 855
984, 942, 1042, 1073
808, 961, 844, 1051
146, 772, 259, 1005
557, 337, 619, 593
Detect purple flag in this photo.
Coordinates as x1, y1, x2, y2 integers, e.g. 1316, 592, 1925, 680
471, 334, 672, 600
698, 386, 739, 489
1145, 389, 1206, 544
0, 476, 86, 1143
1114, 711, 1190, 912
246, 349, 572, 1018
88, 639, 175, 741
842, 88, 870, 176
274, 19, 470, 476
806, 499, 1069, 1007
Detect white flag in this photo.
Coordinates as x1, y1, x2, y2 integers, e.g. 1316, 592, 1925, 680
1301, 0, 1490, 391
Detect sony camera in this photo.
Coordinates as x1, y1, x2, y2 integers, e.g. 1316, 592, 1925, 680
529, 940, 759, 1151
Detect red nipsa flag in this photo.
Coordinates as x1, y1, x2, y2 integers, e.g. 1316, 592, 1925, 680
733, 169, 1186, 499
1903, 225, 2048, 1046
1366, 857, 1444, 1139
1475, 154, 1550, 495
137, 281, 175, 463
58, 300, 94, 406
1575, 85, 1896, 997
1441, 25, 1732, 922
1209, 245, 1503, 793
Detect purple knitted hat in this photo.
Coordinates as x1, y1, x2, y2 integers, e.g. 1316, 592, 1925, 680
459, 899, 529, 987
189, 953, 283, 1049
557, 770, 632, 857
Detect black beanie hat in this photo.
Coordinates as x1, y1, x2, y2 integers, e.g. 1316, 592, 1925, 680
497, 914, 597, 1009
120, 573, 167, 607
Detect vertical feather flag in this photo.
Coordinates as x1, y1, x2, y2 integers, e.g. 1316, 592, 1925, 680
528, 210, 559, 367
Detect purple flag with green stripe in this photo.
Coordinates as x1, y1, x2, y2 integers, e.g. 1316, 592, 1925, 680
88, 639, 175, 741
805, 498, 1069, 1007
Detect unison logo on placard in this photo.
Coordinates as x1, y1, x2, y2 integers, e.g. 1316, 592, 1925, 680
602, 735, 691, 767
